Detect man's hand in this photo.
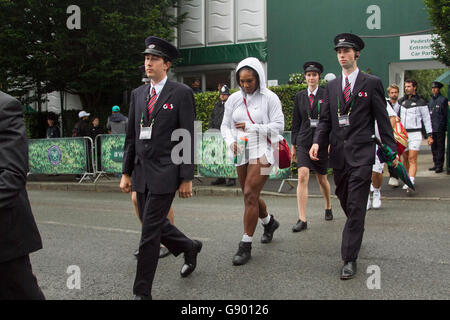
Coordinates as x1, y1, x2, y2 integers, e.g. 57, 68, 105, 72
178, 180, 193, 198
309, 144, 320, 161
392, 158, 399, 168
427, 136, 434, 145
120, 174, 132, 193
291, 145, 297, 163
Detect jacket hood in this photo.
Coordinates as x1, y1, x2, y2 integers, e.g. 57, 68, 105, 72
109, 113, 127, 122
235, 57, 267, 94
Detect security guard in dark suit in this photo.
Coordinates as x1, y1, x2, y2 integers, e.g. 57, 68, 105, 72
428, 81, 448, 173
0, 91, 45, 299
310, 33, 397, 279
121, 36, 202, 300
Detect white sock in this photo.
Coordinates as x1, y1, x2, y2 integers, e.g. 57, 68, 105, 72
373, 187, 380, 193
410, 177, 415, 184
242, 234, 253, 243
260, 214, 271, 225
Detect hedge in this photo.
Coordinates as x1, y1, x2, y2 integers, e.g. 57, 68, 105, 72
194, 84, 308, 132
24, 84, 309, 138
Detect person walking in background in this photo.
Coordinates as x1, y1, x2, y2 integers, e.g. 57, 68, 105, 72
73, 110, 91, 137
221, 57, 284, 266
310, 33, 398, 280
428, 81, 448, 173
291, 61, 333, 232
394, 79, 433, 192
190, 78, 202, 94
89, 116, 105, 141
107, 105, 128, 134
386, 84, 402, 187
46, 112, 60, 139
209, 84, 236, 186
0, 90, 45, 300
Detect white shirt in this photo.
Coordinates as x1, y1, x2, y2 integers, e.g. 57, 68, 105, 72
341, 68, 359, 93
307, 86, 319, 97
150, 75, 168, 97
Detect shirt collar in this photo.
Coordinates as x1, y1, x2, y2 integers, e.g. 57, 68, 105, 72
342, 68, 359, 85
308, 86, 319, 96
150, 75, 168, 96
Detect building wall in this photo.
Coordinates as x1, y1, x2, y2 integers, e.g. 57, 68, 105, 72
266, 0, 436, 89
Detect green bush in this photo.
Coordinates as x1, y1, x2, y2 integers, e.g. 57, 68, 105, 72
194, 84, 308, 132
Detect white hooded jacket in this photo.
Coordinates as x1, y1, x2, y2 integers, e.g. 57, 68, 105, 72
220, 57, 285, 163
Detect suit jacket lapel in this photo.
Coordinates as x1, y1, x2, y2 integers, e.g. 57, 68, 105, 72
343, 72, 366, 114
152, 81, 174, 119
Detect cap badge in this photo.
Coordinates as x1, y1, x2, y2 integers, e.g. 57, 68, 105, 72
148, 44, 155, 49
339, 38, 345, 42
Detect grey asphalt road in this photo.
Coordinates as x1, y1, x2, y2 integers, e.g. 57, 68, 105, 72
28, 190, 449, 300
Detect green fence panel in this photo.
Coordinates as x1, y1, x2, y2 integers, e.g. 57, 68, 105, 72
198, 131, 292, 179
99, 134, 126, 174
28, 138, 88, 174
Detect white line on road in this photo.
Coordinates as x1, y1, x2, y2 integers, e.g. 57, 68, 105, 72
37, 220, 210, 241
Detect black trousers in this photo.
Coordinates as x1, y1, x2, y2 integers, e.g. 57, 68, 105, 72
133, 190, 193, 298
0, 255, 45, 300
431, 131, 446, 169
333, 164, 372, 262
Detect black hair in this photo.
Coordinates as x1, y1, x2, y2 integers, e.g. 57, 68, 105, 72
405, 79, 418, 89
236, 66, 260, 88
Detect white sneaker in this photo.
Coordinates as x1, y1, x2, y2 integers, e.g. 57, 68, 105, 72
388, 177, 399, 187
370, 183, 374, 192
402, 184, 409, 190
366, 194, 371, 211
372, 190, 381, 209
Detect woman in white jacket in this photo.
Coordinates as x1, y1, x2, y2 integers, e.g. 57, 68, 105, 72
221, 57, 285, 266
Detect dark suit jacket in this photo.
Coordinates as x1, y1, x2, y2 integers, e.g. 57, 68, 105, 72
122, 80, 195, 194
292, 87, 325, 151
0, 91, 43, 263
209, 100, 225, 130
313, 72, 397, 170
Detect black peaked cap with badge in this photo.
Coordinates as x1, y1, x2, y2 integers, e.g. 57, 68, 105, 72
143, 36, 179, 61
432, 81, 443, 89
334, 33, 365, 51
220, 85, 230, 95
303, 61, 323, 74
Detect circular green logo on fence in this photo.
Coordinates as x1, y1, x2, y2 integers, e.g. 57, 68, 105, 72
48, 145, 62, 166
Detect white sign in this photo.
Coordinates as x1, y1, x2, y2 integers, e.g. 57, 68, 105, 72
400, 34, 438, 60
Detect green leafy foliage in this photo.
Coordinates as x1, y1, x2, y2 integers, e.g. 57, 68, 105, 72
99, 134, 125, 173
424, 0, 450, 66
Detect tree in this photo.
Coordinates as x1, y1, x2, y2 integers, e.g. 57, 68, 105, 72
424, 0, 450, 66
0, 0, 186, 111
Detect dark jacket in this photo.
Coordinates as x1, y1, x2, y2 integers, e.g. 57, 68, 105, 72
292, 87, 325, 151
209, 100, 225, 129
107, 113, 128, 134
122, 81, 195, 194
73, 119, 90, 137
46, 125, 60, 139
429, 93, 448, 132
89, 125, 105, 141
0, 91, 43, 263
314, 72, 397, 170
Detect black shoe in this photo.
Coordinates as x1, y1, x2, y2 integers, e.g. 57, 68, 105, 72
435, 167, 443, 173
292, 220, 307, 232
340, 261, 357, 280
232, 241, 252, 266
159, 246, 171, 259
325, 209, 333, 221
226, 179, 236, 186
261, 215, 279, 243
180, 240, 202, 278
211, 178, 226, 185
133, 294, 152, 300
134, 249, 139, 258
428, 166, 436, 171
